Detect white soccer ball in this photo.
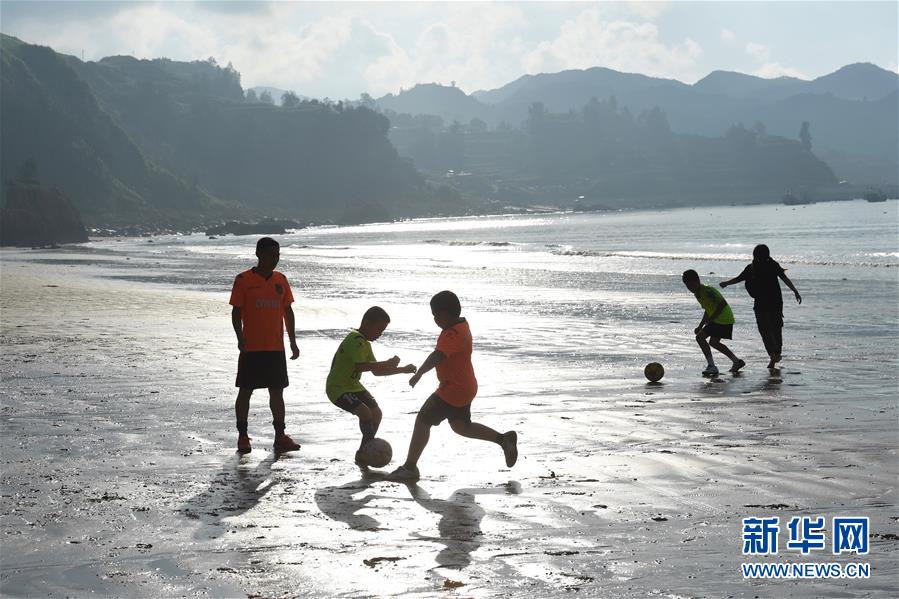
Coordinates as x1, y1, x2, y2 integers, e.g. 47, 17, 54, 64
360, 438, 393, 468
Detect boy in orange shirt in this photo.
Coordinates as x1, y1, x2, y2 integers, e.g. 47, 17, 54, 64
229, 237, 301, 454
389, 290, 517, 482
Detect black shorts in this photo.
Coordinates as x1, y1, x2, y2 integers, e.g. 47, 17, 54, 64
418, 393, 471, 426
333, 390, 379, 414
235, 351, 288, 389
704, 322, 733, 340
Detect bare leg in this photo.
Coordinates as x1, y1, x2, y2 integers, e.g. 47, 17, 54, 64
449, 419, 501, 443
353, 404, 376, 449
695, 333, 714, 365
235, 388, 252, 426
268, 387, 286, 425
402, 413, 432, 468
709, 337, 739, 363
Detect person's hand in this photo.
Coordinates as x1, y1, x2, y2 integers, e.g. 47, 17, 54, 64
402, 364, 417, 375
290, 340, 300, 360
409, 372, 421, 388
794, 291, 802, 305
237, 338, 245, 353
694, 326, 703, 335
387, 355, 401, 368
719, 281, 728, 288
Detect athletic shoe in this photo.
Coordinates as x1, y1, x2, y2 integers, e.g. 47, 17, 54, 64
273, 434, 301, 452
387, 464, 420, 482
500, 431, 518, 467
702, 364, 719, 377
237, 435, 251, 454
729, 359, 746, 373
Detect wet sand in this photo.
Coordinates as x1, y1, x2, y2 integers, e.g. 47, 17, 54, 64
1, 254, 897, 598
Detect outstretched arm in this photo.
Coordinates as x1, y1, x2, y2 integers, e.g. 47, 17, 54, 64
779, 272, 802, 304
720, 272, 746, 288
409, 350, 445, 388
357, 356, 417, 376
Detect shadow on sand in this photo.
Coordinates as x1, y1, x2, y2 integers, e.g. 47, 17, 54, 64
404, 481, 522, 569
313, 468, 393, 532
315, 473, 522, 569
180, 452, 285, 539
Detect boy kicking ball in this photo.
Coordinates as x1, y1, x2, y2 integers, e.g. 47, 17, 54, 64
389, 291, 517, 482
682, 269, 745, 377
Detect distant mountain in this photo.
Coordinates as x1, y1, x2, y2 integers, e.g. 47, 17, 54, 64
378, 62, 899, 185
0, 34, 438, 227
387, 95, 838, 209
378, 83, 493, 125
692, 71, 806, 100
0, 35, 232, 227
806, 63, 899, 101
475, 66, 687, 111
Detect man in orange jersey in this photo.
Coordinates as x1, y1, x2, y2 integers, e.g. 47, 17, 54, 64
229, 237, 301, 454
389, 290, 517, 482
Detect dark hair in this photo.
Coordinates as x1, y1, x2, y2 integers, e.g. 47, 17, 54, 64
681, 269, 700, 284
430, 290, 461, 318
752, 244, 770, 262
362, 306, 390, 324
256, 237, 279, 253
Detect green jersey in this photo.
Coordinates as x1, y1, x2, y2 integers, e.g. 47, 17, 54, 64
326, 330, 375, 403
696, 284, 735, 324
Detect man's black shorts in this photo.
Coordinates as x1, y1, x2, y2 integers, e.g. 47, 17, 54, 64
703, 322, 733, 340
333, 390, 379, 414
236, 351, 288, 389
418, 393, 472, 426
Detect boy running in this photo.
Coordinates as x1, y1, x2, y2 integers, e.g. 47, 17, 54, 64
682, 269, 746, 377
389, 290, 517, 482
230, 237, 301, 454
326, 306, 417, 465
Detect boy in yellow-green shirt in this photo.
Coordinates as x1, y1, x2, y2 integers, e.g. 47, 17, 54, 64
682, 269, 745, 377
326, 306, 416, 464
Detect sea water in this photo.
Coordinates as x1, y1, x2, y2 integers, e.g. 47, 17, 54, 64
29, 199, 899, 407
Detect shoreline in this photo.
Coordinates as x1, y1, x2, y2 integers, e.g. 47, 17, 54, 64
46, 196, 895, 241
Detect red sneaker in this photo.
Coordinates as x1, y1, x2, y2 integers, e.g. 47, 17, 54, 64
237, 435, 251, 454
273, 434, 300, 453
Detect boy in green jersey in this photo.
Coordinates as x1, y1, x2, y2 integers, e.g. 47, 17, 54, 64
326, 306, 416, 464
682, 269, 745, 377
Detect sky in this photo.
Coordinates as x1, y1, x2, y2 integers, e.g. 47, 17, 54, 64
1, 1, 897, 99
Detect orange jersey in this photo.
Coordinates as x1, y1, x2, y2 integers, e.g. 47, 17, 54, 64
229, 268, 295, 352
434, 318, 478, 407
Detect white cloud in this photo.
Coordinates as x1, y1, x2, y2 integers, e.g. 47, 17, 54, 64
745, 42, 771, 62
720, 28, 736, 43
521, 8, 702, 81
623, 1, 670, 20
362, 3, 528, 95
753, 62, 807, 79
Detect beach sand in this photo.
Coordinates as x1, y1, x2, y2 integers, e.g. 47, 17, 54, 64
1, 250, 897, 598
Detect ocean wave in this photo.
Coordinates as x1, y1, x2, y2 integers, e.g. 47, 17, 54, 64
549, 248, 898, 267
422, 239, 516, 247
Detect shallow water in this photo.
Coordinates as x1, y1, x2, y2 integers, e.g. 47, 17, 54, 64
48, 199, 899, 403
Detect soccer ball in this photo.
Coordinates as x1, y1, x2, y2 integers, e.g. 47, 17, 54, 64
644, 362, 665, 382
360, 438, 393, 468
